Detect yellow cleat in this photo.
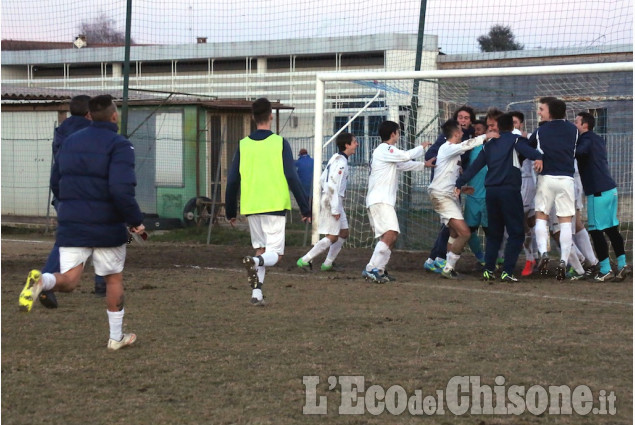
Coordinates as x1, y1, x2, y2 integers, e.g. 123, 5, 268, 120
19, 269, 42, 313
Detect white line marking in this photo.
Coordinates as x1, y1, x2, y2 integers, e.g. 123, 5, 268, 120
2, 239, 49, 244
174, 264, 632, 307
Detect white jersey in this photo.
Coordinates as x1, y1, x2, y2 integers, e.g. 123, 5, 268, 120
319, 152, 349, 215
428, 135, 486, 194
366, 143, 425, 207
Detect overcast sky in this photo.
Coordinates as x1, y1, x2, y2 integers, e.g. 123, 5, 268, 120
1, 0, 632, 53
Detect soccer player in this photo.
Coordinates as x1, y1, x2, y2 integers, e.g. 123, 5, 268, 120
456, 113, 543, 282
575, 112, 630, 281
225, 98, 311, 305
511, 111, 538, 276
463, 119, 488, 267
18, 95, 146, 351
297, 132, 358, 271
423, 106, 476, 273
38, 95, 108, 309
363, 120, 433, 283
428, 119, 486, 279
532, 97, 578, 280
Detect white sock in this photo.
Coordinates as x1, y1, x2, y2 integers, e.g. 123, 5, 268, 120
435, 257, 445, 263
445, 251, 461, 270
324, 237, 345, 266
559, 222, 573, 264
574, 228, 598, 265
303, 237, 332, 262
257, 265, 265, 284
367, 241, 390, 272
573, 244, 585, 263
107, 309, 124, 341
375, 241, 391, 273
568, 248, 585, 275
251, 288, 263, 301
41, 272, 56, 291
259, 251, 279, 267
425, 258, 434, 265
535, 219, 549, 254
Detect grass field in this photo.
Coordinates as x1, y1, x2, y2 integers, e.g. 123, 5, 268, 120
1, 232, 632, 424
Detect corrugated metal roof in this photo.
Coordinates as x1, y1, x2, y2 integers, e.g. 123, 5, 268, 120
1, 86, 292, 110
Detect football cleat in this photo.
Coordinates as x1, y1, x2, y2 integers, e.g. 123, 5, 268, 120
296, 257, 312, 271
107, 333, 137, 351
320, 263, 334, 272
500, 272, 518, 283
362, 268, 389, 284
423, 260, 441, 274
583, 263, 599, 280
38, 290, 58, 309
242, 256, 259, 289
537, 253, 550, 276
569, 271, 585, 281
594, 269, 616, 282
483, 269, 496, 283
383, 270, 397, 282
613, 265, 631, 282
521, 260, 535, 277
440, 267, 459, 280
555, 260, 567, 281
434, 258, 447, 269
19, 269, 42, 313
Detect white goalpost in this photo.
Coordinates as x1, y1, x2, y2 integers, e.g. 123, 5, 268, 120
310, 61, 634, 248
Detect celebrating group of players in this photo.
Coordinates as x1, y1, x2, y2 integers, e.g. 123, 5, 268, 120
297, 98, 630, 285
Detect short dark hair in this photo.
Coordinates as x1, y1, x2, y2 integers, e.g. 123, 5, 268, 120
452, 105, 476, 123
510, 111, 524, 123
378, 120, 400, 142
441, 119, 461, 139
336, 132, 354, 152
473, 119, 486, 128
577, 112, 595, 131
88, 95, 116, 122
497, 113, 515, 132
69, 95, 91, 116
252, 98, 272, 124
547, 99, 567, 119
485, 107, 504, 122
539, 96, 557, 105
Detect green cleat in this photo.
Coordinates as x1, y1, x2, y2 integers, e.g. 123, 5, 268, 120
320, 263, 333, 272
296, 257, 312, 270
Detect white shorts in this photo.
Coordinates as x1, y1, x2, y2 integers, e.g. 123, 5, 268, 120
535, 175, 575, 218
574, 173, 584, 211
368, 203, 400, 238
521, 177, 536, 215
318, 203, 348, 236
429, 190, 464, 226
247, 214, 286, 255
59, 245, 126, 276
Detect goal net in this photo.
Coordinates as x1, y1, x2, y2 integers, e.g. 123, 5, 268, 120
312, 63, 633, 259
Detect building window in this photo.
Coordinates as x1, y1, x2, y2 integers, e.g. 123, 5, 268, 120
588, 108, 607, 134
155, 112, 183, 186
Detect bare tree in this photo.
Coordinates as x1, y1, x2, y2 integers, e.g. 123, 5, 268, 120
78, 14, 131, 45
477, 25, 524, 52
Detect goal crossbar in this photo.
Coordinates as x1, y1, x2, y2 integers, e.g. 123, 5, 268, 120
311, 61, 633, 244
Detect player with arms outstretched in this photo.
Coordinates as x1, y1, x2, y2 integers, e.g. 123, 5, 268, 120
363, 120, 434, 283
